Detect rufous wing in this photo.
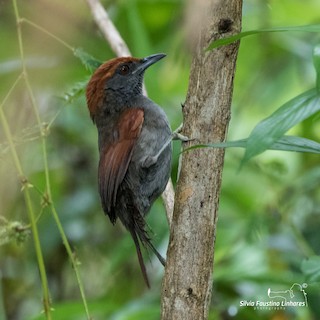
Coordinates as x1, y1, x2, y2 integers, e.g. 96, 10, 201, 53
98, 108, 144, 221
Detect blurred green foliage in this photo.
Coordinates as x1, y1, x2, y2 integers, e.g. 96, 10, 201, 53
0, 0, 320, 319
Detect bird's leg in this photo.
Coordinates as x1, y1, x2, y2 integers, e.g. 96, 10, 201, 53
142, 124, 193, 168
142, 137, 172, 168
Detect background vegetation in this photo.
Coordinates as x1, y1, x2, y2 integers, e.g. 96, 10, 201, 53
0, 0, 320, 319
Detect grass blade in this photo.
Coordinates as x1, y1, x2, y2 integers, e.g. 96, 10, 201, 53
242, 89, 320, 164
271, 136, 320, 154
313, 45, 320, 91
207, 24, 320, 51
185, 135, 320, 155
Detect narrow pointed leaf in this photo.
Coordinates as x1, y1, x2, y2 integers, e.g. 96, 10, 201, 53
242, 89, 320, 164
271, 136, 320, 154
313, 45, 320, 91
185, 136, 320, 155
207, 24, 320, 51
184, 139, 247, 152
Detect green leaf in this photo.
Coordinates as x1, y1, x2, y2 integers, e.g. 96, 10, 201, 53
271, 136, 320, 154
73, 47, 102, 72
185, 135, 320, 154
242, 89, 320, 164
62, 79, 89, 104
184, 140, 247, 152
301, 256, 320, 282
313, 45, 320, 91
206, 24, 320, 51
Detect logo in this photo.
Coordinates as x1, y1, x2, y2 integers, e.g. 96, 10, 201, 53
239, 283, 308, 310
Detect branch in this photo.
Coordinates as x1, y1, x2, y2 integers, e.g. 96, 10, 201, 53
85, 0, 131, 57
161, 0, 243, 319
85, 0, 174, 226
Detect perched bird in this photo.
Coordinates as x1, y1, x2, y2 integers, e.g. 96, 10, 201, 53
86, 54, 172, 287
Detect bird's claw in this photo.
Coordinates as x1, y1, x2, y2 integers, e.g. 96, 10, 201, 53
172, 124, 194, 142
172, 131, 193, 142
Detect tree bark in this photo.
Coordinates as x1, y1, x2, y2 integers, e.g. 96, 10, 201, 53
161, 1, 242, 319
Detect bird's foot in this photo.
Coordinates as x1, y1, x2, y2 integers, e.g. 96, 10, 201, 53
172, 123, 194, 142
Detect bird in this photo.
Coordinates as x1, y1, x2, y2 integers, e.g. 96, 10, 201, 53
86, 53, 172, 287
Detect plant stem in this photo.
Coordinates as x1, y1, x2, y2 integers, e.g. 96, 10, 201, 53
50, 204, 91, 318
12, 0, 52, 317
11, 1, 91, 318
21, 18, 74, 52
0, 106, 52, 318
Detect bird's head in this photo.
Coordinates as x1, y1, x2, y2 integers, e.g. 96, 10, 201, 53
86, 53, 166, 122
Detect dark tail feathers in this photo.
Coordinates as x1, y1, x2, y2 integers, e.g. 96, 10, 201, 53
128, 212, 166, 288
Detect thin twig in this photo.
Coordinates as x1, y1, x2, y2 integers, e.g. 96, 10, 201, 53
12, 0, 52, 316
86, 0, 131, 57
11, 1, 91, 317
85, 0, 175, 226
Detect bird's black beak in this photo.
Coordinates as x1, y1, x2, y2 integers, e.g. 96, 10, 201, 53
133, 53, 166, 74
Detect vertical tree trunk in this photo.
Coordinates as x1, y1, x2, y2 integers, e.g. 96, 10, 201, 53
161, 1, 242, 319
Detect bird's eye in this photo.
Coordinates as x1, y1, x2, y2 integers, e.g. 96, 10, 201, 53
119, 64, 130, 75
